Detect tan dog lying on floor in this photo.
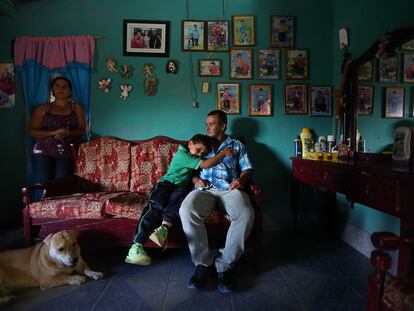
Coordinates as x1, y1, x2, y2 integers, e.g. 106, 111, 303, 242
0, 230, 104, 305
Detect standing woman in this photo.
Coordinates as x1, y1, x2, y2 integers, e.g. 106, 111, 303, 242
28, 77, 86, 182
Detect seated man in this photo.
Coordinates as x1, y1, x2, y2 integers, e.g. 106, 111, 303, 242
179, 110, 255, 294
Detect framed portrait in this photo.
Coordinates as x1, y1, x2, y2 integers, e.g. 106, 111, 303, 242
378, 56, 398, 83
271, 16, 295, 48
357, 85, 374, 116
216, 82, 240, 114
383, 86, 405, 118
411, 87, 414, 117
0, 63, 15, 108
249, 84, 272, 116
402, 39, 414, 51
309, 85, 332, 117
123, 20, 170, 57
230, 48, 253, 79
357, 60, 374, 81
199, 59, 222, 77
182, 20, 205, 51
284, 83, 308, 115
232, 15, 255, 46
285, 48, 309, 80
207, 20, 229, 52
402, 53, 414, 83
257, 48, 280, 80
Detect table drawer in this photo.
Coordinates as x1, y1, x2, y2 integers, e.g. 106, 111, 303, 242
348, 171, 379, 208
313, 167, 345, 193
292, 160, 314, 185
378, 177, 400, 215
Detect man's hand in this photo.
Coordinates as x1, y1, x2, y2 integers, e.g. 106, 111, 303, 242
221, 147, 233, 157
192, 177, 209, 188
230, 178, 245, 190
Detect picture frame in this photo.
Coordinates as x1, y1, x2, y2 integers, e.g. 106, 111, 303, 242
411, 87, 414, 117
230, 48, 253, 79
402, 53, 414, 83
206, 20, 229, 52
357, 60, 374, 81
402, 39, 414, 51
199, 59, 222, 77
257, 48, 280, 80
0, 63, 15, 108
182, 20, 205, 51
285, 48, 309, 80
271, 16, 295, 48
309, 85, 332, 117
216, 82, 240, 114
123, 20, 170, 57
378, 56, 398, 83
383, 86, 405, 118
284, 83, 308, 115
357, 85, 374, 116
232, 15, 255, 46
248, 84, 273, 116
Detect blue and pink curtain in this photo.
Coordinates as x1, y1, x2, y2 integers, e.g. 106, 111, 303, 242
14, 35, 95, 186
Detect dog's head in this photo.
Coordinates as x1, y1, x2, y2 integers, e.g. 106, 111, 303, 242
43, 230, 81, 269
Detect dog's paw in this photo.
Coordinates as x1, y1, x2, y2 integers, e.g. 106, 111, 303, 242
85, 270, 104, 280
68, 275, 87, 286
0, 295, 16, 305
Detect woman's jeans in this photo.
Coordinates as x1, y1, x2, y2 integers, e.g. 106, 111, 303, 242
33, 154, 74, 183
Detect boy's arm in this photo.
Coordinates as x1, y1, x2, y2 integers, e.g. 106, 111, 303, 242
199, 148, 233, 169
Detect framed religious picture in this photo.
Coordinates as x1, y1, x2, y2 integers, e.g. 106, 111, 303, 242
378, 55, 398, 83
199, 59, 222, 77
232, 15, 255, 46
206, 20, 229, 52
383, 86, 405, 118
284, 83, 308, 115
402, 53, 414, 83
248, 84, 273, 116
357, 85, 374, 116
257, 48, 280, 80
309, 85, 332, 117
357, 60, 374, 81
123, 20, 170, 57
402, 39, 414, 51
182, 20, 205, 51
216, 82, 240, 114
230, 48, 253, 79
411, 87, 414, 117
285, 48, 309, 80
0, 63, 15, 108
270, 16, 295, 48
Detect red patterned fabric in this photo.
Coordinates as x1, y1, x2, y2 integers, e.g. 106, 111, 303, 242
76, 137, 131, 191
29, 192, 121, 219
383, 275, 414, 311
105, 192, 148, 220
130, 138, 179, 193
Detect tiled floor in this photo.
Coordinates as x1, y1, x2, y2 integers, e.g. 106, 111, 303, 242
0, 229, 372, 311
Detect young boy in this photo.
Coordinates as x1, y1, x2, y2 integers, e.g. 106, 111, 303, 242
125, 134, 233, 265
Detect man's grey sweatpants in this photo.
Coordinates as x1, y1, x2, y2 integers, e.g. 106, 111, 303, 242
179, 188, 255, 273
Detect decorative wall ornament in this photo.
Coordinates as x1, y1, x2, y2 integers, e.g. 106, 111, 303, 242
120, 84, 132, 100
106, 58, 118, 73
120, 64, 134, 79
0, 63, 15, 108
98, 78, 111, 93
143, 63, 158, 96
166, 59, 178, 74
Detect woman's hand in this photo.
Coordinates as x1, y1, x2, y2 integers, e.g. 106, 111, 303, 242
54, 127, 70, 139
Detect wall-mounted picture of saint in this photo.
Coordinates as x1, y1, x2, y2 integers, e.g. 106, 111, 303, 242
378, 56, 398, 83
232, 16, 255, 46
230, 48, 253, 79
357, 60, 373, 81
182, 20, 205, 51
403, 53, 414, 83
383, 86, 405, 118
309, 85, 332, 116
357, 85, 374, 116
285, 49, 308, 80
207, 20, 229, 52
271, 16, 295, 48
0, 63, 15, 108
257, 48, 280, 80
216, 82, 240, 114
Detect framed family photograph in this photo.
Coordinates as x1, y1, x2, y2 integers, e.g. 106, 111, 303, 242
378, 56, 398, 83
357, 60, 374, 81
271, 16, 295, 48
123, 20, 170, 57
230, 48, 253, 79
199, 59, 222, 77
182, 20, 205, 51
383, 86, 405, 118
249, 84, 272, 116
232, 15, 255, 46
216, 82, 240, 114
284, 83, 308, 115
207, 20, 229, 52
257, 48, 280, 80
403, 53, 414, 83
309, 85, 332, 116
285, 48, 309, 80
357, 85, 374, 116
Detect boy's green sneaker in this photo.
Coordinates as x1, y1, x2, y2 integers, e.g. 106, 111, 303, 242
125, 243, 151, 265
149, 225, 168, 247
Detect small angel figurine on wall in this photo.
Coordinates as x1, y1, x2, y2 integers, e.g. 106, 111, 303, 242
143, 63, 158, 96
120, 84, 132, 100
120, 64, 134, 79
106, 58, 118, 73
98, 78, 111, 93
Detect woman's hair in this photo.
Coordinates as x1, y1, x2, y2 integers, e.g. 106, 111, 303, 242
50, 76, 72, 91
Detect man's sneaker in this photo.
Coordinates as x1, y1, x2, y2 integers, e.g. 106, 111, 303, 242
149, 225, 168, 247
217, 270, 235, 294
188, 265, 209, 289
125, 243, 151, 265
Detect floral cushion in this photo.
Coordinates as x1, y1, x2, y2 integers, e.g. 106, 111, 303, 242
76, 137, 131, 191
383, 275, 414, 311
130, 138, 179, 194
105, 192, 148, 220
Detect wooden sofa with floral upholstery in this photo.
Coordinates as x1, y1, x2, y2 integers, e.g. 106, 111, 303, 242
22, 136, 262, 256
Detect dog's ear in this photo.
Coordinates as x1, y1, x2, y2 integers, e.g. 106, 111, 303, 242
68, 230, 79, 238
43, 233, 54, 245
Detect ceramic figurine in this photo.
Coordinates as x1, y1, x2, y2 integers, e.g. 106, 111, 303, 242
166, 59, 178, 74
120, 64, 134, 79
106, 58, 118, 73
143, 63, 158, 96
120, 84, 132, 100
98, 78, 111, 93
